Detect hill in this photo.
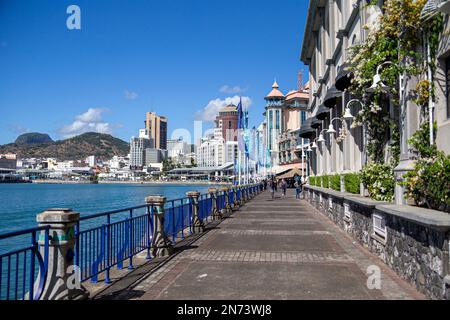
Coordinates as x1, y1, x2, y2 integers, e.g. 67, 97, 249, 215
0, 132, 129, 160
15, 132, 53, 145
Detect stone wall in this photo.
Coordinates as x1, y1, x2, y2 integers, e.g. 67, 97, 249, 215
304, 185, 450, 300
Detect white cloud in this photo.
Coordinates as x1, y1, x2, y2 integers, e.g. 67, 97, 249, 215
219, 85, 247, 94
195, 96, 252, 122
59, 108, 118, 138
124, 90, 138, 100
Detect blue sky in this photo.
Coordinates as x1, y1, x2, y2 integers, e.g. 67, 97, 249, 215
0, 0, 308, 145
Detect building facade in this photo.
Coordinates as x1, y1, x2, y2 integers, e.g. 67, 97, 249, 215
264, 81, 310, 174
130, 137, 152, 170
145, 112, 168, 150
300, 0, 450, 204
215, 104, 239, 142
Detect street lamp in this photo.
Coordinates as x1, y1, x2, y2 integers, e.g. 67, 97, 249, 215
317, 129, 327, 144
366, 61, 393, 93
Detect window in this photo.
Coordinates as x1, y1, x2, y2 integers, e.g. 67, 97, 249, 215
446, 57, 450, 119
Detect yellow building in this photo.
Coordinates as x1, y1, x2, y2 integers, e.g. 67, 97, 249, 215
145, 112, 168, 150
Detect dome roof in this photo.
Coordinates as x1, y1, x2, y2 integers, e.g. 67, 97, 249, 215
265, 81, 285, 99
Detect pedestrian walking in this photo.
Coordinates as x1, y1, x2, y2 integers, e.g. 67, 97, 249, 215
272, 180, 276, 199
294, 181, 301, 199
281, 179, 287, 198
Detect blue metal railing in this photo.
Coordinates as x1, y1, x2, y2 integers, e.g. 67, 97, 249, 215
0, 184, 260, 298
0, 226, 49, 300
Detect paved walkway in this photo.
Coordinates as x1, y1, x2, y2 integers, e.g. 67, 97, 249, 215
95, 190, 425, 300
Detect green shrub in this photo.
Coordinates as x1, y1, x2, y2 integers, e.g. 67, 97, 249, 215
330, 174, 341, 191
361, 164, 395, 202
309, 176, 316, 186
344, 173, 361, 194
405, 152, 450, 213
321, 175, 329, 189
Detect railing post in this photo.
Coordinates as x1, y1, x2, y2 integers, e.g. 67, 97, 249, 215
145, 196, 173, 258
232, 186, 239, 210
238, 186, 244, 206
220, 187, 232, 215
208, 188, 222, 221
186, 191, 205, 233
36, 208, 88, 300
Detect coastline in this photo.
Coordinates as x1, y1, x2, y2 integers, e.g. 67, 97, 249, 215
31, 179, 230, 185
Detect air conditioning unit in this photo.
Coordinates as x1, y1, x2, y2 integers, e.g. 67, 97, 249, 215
373, 213, 387, 241
344, 203, 351, 220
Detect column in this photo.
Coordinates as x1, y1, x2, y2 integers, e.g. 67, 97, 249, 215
186, 191, 205, 233
145, 195, 174, 258
36, 208, 88, 300
208, 188, 222, 221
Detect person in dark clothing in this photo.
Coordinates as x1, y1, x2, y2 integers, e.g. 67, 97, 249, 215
280, 179, 287, 198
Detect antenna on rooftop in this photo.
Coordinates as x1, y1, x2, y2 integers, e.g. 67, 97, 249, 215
297, 71, 303, 91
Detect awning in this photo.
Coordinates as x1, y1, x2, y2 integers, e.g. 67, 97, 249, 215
277, 168, 304, 180
323, 85, 342, 108
315, 104, 330, 120
335, 62, 353, 91
298, 118, 315, 138
311, 117, 322, 129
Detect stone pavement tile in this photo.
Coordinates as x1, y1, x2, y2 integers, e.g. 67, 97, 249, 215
100, 190, 425, 300
150, 261, 384, 300
203, 233, 345, 253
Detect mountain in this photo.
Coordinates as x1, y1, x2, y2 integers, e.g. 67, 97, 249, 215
15, 132, 53, 145
0, 132, 130, 160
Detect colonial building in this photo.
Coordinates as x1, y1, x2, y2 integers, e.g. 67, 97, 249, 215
300, 0, 450, 204
264, 80, 310, 174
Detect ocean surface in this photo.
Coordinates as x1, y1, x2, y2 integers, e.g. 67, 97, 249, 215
0, 183, 218, 235
0, 183, 221, 299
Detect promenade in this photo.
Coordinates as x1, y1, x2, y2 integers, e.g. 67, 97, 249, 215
93, 189, 425, 300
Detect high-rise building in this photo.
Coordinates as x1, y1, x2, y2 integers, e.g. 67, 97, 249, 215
215, 104, 239, 142
145, 112, 167, 150
130, 137, 152, 170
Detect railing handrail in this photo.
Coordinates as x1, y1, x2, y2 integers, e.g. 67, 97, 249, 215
0, 225, 50, 241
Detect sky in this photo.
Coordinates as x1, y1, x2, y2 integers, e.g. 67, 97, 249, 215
0, 0, 309, 145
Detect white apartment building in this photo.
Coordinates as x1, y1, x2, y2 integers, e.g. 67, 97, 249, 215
130, 136, 152, 170
196, 133, 238, 168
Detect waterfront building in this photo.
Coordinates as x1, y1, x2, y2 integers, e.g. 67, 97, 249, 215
130, 136, 152, 170
85, 155, 96, 168
263, 80, 310, 175
196, 105, 239, 169
264, 81, 285, 171
300, 0, 450, 203
145, 112, 168, 150
144, 148, 167, 166
167, 138, 195, 165
0, 154, 17, 172
215, 104, 239, 142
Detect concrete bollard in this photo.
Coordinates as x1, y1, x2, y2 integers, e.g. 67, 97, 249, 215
145, 195, 174, 258
36, 208, 88, 300
220, 187, 232, 215
208, 188, 222, 221
238, 186, 245, 206
186, 191, 205, 233
232, 186, 239, 210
